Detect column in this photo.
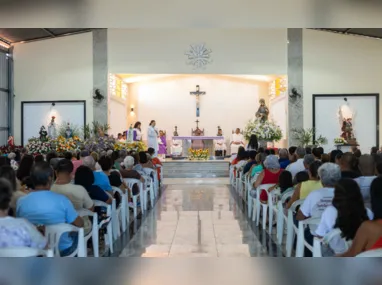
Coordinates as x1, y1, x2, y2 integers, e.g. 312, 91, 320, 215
287, 28, 303, 146
93, 29, 108, 125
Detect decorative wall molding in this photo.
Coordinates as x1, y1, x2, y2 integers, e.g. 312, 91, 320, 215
185, 43, 212, 70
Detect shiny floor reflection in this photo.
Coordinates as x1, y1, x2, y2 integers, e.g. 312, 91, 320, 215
120, 179, 272, 257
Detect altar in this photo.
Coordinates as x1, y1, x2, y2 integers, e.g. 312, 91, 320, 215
173, 136, 225, 157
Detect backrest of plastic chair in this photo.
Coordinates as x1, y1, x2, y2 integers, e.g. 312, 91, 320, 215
0, 247, 53, 257
356, 249, 382, 257
45, 223, 83, 257
93, 200, 112, 216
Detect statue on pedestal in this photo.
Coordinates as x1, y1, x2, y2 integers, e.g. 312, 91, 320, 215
47, 116, 57, 139
255, 99, 269, 122
7, 135, 14, 147
39, 126, 48, 142
65, 123, 73, 139
338, 103, 357, 145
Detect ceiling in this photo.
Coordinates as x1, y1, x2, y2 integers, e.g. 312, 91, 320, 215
118, 74, 279, 83
313, 28, 382, 39
0, 28, 94, 47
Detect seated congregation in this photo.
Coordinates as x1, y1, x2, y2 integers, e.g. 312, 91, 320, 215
0, 147, 163, 257
230, 145, 382, 257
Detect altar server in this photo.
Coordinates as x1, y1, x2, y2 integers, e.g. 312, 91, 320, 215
133, 121, 143, 141
147, 120, 159, 156
230, 128, 245, 155
214, 128, 227, 156
171, 129, 183, 156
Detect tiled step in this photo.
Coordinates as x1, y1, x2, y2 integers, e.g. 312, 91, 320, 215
163, 161, 229, 178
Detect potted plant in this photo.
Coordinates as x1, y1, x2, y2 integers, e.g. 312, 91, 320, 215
290, 128, 328, 147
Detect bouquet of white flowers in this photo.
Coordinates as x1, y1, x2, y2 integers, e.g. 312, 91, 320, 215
26, 137, 53, 155
244, 118, 283, 142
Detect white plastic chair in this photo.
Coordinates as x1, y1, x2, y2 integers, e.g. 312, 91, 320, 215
45, 224, 86, 257
252, 184, 276, 228
0, 247, 54, 257
77, 208, 97, 257
247, 173, 259, 219
285, 199, 305, 257
112, 186, 128, 233
356, 249, 382, 257
276, 191, 294, 245
296, 217, 321, 257
267, 187, 281, 234
312, 228, 351, 257
143, 167, 159, 196
93, 200, 114, 254
125, 178, 144, 218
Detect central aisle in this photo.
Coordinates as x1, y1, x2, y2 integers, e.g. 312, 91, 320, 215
119, 178, 276, 257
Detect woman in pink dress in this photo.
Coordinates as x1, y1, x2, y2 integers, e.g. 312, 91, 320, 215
158, 130, 167, 159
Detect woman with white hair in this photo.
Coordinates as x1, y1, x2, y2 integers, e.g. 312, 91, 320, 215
253, 155, 283, 203
296, 162, 342, 256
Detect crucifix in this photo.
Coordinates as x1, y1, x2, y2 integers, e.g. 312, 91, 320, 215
190, 85, 206, 117
195, 119, 200, 129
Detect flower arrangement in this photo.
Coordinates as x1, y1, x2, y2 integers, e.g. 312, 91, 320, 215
114, 141, 146, 153
58, 122, 82, 138
26, 137, 53, 155
188, 148, 209, 160
52, 136, 82, 153
243, 118, 283, 142
0, 145, 23, 155
83, 136, 116, 153
334, 137, 347, 145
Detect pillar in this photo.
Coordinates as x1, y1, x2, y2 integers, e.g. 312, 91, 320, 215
287, 28, 303, 146
92, 29, 108, 125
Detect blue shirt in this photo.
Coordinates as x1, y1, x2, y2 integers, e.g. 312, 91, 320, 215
93, 171, 112, 191
16, 191, 78, 251
279, 158, 291, 169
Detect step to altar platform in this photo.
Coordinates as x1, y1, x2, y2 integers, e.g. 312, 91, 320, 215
162, 158, 230, 178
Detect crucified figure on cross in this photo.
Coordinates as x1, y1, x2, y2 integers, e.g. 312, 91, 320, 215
190, 85, 206, 117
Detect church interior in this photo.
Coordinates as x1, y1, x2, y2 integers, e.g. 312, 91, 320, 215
1, 26, 382, 266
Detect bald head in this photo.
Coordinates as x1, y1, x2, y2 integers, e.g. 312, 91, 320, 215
82, 156, 96, 170
358, 154, 375, 176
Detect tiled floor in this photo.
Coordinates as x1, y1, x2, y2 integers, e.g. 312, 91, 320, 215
119, 178, 279, 257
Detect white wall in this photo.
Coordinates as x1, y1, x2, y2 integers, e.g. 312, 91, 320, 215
109, 97, 127, 136
128, 75, 269, 143
13, 33, 93, 144
303, 29, 382, 146
108, 29, 287, 75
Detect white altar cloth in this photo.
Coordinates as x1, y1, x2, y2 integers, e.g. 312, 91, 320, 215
172, 136, 225, 156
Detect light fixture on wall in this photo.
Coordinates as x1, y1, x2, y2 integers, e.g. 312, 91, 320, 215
130, 105, 135, 115
130, 107, 134, 112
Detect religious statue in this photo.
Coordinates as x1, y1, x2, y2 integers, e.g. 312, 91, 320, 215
65, 123, 73, 139
341, 118, 355, 141
47, 116, 57, 139
338, 102, 357, 145
7, 135, 14, 147
127, 124, 134, 142
255, 99, 269, 122
39, 126, 48, 141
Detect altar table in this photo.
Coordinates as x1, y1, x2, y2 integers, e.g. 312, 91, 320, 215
173, 136, 225, 156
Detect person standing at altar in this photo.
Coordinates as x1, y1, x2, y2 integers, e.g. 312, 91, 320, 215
230, 128, 245, 155
214, 128, 227, 157
158, 130, 167, 160
147, 120, 159, 156
133, 121, 143, 141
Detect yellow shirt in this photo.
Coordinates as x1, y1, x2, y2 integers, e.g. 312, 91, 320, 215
300, 180, 323, 199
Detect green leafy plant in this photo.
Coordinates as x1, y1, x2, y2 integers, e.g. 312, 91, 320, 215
58, 122, 81, 138
291, 128, 327, 147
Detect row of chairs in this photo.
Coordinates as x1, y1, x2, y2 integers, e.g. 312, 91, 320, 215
230, 164, 382, 257
0, 165, 163, 257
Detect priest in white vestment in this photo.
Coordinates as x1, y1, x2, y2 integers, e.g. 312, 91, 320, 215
230, 128, 245, 155
214, 128, 227, 156
171, 130, 183, 156
147, 120, 159, 156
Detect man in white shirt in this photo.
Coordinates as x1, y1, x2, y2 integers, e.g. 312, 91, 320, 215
230, 128, 245, 155
354, 154, 376, 206
286, 147, 306, 178
296, 162, 341, 256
